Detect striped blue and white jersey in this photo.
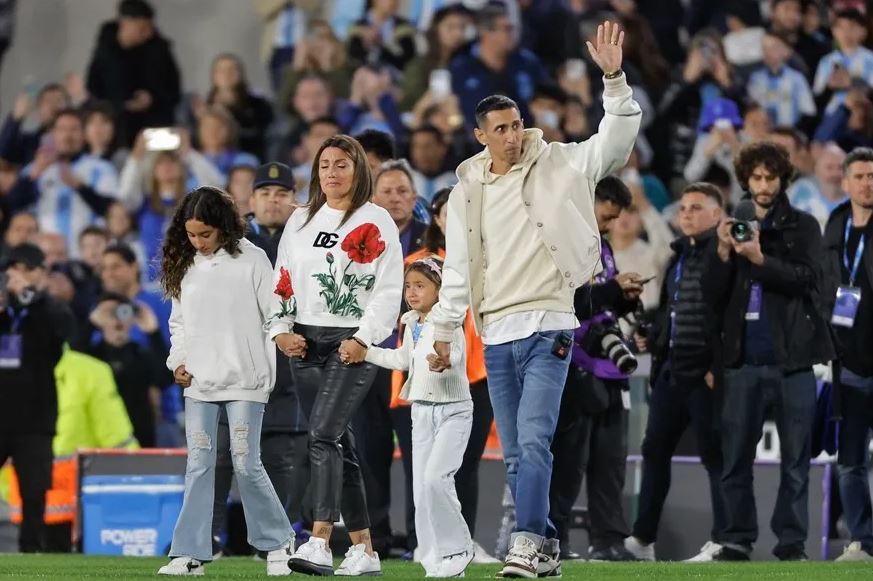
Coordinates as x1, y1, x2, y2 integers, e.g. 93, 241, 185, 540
813, 47, 873, 112
747, 66, 816, 126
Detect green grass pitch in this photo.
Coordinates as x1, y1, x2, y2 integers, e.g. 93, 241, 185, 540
0, 555, 872, 580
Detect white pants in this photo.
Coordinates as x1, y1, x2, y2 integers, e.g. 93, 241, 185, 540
411, 400, 474, 575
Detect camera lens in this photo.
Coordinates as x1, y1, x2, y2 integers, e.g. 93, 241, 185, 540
115, 304, 134, 322
730, 221, 752, 243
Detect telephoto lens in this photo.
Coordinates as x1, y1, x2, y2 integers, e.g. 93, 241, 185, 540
730, 220, 753, 243
601, 333, 638, 374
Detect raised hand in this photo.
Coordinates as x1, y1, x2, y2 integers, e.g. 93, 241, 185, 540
586, 21, 624, 76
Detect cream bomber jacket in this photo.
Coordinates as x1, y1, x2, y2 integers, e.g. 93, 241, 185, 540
428, 73, 642, 341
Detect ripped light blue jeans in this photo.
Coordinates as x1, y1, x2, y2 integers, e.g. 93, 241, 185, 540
169, 398, 293, 562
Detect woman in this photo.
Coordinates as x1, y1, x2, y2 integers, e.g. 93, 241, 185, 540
399, 5, 473, 112
347, 0, 416, 70
157, 186, 293, 576
196, 105, 260, 180
269, 135, 402, 576
83, 102, 128, 171
278, 19, 354, 107
403, 187, 498, 564
199, 53, 274, 161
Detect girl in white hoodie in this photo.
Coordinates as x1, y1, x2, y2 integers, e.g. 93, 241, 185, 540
365, 257, 474, 578
157, 186, 293, 577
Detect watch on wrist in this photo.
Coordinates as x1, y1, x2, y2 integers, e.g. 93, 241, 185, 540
604, 69, 623, 80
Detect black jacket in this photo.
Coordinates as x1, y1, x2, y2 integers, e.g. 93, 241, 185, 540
0, 293, 75, 435
649, 229, 729, 385
719, 194, 835, 372
86, 21, 181, 146
243, 219, 307, 433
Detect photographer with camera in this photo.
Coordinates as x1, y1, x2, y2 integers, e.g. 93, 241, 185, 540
548, 175, 642, 562
624, 182, 731, 562
87, 291, 169, 448
712, 141, 834, 561
0, 243, 74, 552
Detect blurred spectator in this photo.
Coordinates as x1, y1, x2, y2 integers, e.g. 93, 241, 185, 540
656, 30, 744, 183
399, 5, 473, 112
356, 127, 397, 174
87, 291, 168, 448
788, 142, 847, 231
747, 30, 816, 129
813, 9, 873, 115
610, 182, 674, 312
292, 116, 342, 199
0, 83, 69, 165
618, 11, 671, 100
742, 103, 773, 142
192, 53, 274, 161
85, 0, 181, 146
246, 162, 298, 262
0, 243, 75, 553
683, 98, 747, 204
278, 20, 352, 113
407, 125, 455, 203
347, 0, 416, 70
227, 163, 257, 219
768, 0, 830, 77
5, 109, 120, 257
769, 125, 812, 177
62, 226, 109, 347
449, 2, 548, 128
339, 65, 405, 137
529, 82, 568, 143
814, 85, 873, 152
278, 73, 338, 160
0, 0, 12, 76
623, 148, 670, 211
105, 202, 148, 279
562, 94, 591, 143
373, 159, 427, 255
195, 106, 259, 180
2, 211, 38, 253
253, 0, 321, 90
518, 0, 566, 73
721, 2, 764, 72
407, 91, 468, 160
34, 233, 69, 270
83, 101, 129, 171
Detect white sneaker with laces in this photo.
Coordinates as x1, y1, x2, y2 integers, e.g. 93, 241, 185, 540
836, 541, 873, 562
290, 537, 334, 576
471, 541, 501, 564
684, 541, 723, 562
501, 536, 539, 579
158, 557, 205, 576
336, 543, 382, 576
624, 537, 655, 561
432, 550, 473, 578
267, 542, 294, 576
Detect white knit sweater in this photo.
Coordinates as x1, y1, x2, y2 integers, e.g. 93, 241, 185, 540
365, 310, 470, 403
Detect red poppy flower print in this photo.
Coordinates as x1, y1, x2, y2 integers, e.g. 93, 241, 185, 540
274, 267, 294, 301
341, 223, 386, 264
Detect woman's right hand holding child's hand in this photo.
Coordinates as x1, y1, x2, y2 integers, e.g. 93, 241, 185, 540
174, 365, 193, 388
276, 333, 307, 358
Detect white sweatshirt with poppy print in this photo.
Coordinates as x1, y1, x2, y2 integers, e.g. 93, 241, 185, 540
267, 203, 404, 347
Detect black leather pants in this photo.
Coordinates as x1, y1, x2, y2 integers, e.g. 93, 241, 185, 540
290, 324, 376, 531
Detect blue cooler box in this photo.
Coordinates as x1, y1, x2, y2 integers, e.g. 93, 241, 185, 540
81, 474, 184, 556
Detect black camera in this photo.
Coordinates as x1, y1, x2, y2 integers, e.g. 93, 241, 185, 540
730, 220, 754, 243
582, 321, 638, 374
114, 303, 138, 322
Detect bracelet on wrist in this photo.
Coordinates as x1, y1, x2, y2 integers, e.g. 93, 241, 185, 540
351, 336, 368, 349
604, 69, 623, 80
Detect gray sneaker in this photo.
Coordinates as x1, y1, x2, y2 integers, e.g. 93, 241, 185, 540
501, 536, 539, 579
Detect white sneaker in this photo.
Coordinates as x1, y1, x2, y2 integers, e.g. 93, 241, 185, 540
501, 536, 539, 579
624, 537, 655, 561
267, 543, 294, 576
836, 541, 873, 562
336, 543, 382, 576
290, 537, 334, 576
430, 550, 473, 578
684, 541, 723, 562
158, 557, 205, 576
471, 541, 501, 564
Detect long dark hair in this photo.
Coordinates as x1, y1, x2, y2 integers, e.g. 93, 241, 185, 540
422, 187, 452, 252
206, 53, 249, 107
160, 186, 246, 299
303, 134, 373, 229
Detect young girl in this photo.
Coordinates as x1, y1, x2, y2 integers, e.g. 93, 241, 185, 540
365, 257, 474, 578
157, 186, 293, 576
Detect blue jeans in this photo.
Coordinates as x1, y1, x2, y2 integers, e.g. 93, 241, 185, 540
484, 330, 572, 545
720, 365, 816, 557
169, 399, 293, 562
837, 368, 873, 553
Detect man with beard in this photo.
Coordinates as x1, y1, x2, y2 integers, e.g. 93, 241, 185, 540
712, 141, 833, 561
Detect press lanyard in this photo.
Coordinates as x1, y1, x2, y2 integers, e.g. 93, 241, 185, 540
6, 307, 28, 333
844, 217, 866, 287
